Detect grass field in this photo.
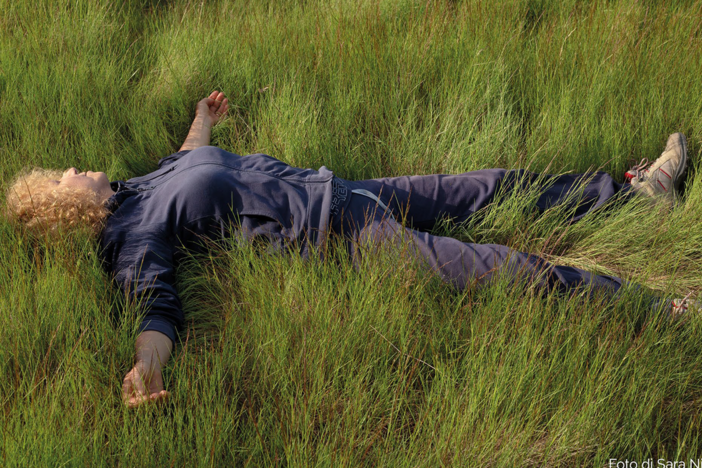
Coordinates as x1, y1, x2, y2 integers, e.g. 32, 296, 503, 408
2, 0, 702, 465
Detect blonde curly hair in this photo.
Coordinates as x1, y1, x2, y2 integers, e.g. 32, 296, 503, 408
4, 168, 110, 235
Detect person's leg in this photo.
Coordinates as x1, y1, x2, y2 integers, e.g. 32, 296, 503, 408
344, 169, 633, 231
339, 194, 625, 296
344, 169, 508, 231
526, 170, 634, 223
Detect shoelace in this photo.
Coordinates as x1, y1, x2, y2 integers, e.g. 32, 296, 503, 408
671, 291, 694, 320
628, 158, 651, 180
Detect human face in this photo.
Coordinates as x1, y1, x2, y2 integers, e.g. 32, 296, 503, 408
56, 167, 114, 201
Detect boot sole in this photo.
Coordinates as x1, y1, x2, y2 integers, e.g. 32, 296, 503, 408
670, 132, 688, 193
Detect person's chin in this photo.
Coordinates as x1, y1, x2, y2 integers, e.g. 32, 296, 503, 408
93, 172, 109, 183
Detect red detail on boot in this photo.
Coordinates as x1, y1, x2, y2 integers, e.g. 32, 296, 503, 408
624, 172, 635, 182
660, 168, 671, 179
658, 180, 667, 191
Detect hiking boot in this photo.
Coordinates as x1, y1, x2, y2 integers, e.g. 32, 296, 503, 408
626, 133, 688, 207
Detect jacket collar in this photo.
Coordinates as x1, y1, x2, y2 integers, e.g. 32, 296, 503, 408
106, 181, 138, 213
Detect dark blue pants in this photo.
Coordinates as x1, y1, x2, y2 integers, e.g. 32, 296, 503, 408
332, 169, 634, 297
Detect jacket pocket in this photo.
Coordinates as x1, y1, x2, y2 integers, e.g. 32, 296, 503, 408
238, 208, 289, 229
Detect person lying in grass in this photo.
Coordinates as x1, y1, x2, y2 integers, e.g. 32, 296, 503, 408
4, 90, 695, 408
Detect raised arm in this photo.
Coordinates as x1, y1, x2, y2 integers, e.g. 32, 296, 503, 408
178, 90, 229, 152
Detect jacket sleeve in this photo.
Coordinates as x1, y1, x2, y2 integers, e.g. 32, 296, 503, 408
158, 149, 192, 169
111, 230, 183, 347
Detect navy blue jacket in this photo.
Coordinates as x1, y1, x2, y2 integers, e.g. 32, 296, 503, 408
100, 146, 347, 347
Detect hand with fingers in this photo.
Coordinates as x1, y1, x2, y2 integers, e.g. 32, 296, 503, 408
178, 90, 229, 151
122, 360, 170, 408
197, 90, 229, 128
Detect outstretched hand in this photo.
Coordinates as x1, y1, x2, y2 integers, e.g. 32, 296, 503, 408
196, 90, 229, 127
122, 361, 170, 408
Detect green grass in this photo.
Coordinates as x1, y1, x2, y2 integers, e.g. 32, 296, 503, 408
2, 0, 702, 465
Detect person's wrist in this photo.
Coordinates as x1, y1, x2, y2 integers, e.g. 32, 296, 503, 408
195, 113, 214, 129
135, 358, 161, 374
